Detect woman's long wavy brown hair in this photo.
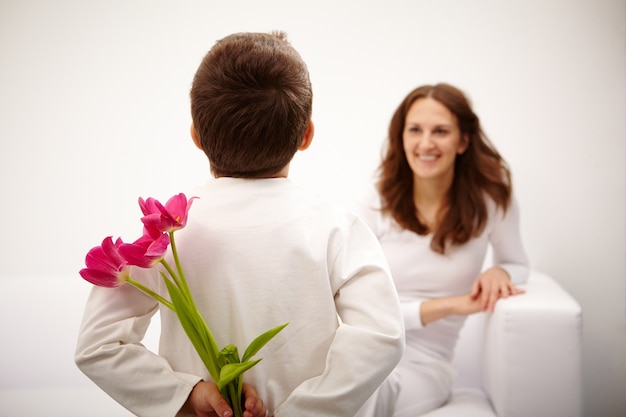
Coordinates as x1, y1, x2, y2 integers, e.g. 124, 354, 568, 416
377, 83, 511, 254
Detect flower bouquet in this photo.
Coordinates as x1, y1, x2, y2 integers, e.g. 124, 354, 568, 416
80, 193, 287, 417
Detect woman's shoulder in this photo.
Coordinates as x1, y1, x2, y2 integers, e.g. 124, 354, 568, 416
483, 191, 521, 227
346, 183, 395, 237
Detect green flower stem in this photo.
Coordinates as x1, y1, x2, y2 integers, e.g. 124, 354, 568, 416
159, 259, 184, 293
236, 375, 244, 415
127, 277, 174, 310
168, 232, 193, 301
226, 382, 242, 417
163, 277, 221, 381
161, 241, 224, 383
167, 233, 222, 364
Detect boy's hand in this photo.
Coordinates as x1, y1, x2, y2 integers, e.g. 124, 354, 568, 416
242, 383, 267, 417
183, 381, 267, 417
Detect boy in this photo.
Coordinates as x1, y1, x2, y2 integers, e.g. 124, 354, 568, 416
75, 31, 404, 417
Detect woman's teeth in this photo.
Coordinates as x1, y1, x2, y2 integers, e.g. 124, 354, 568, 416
419, 155, 437, 161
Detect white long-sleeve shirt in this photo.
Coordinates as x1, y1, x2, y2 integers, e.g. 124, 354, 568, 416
353, 186, 529, 362
75, 178, 404, 417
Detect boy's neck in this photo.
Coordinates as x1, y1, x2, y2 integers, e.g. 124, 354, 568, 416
274, 165, 289, 178
216, 164, 290, 179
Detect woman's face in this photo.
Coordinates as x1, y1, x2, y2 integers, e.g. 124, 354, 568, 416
402, 97, 468, 185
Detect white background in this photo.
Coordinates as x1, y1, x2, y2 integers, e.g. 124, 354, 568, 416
0, 1, 624, 416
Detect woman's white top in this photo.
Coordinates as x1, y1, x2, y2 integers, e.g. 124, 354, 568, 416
353, 186, 529, 362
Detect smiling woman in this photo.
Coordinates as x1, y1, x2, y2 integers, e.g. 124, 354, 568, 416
352, 83, 529, 417
402, 97, 469, 188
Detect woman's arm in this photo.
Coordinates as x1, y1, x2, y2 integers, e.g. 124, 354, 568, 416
467, 197, 530, 313
489, 198, 530, 285
418, 293, 483, 326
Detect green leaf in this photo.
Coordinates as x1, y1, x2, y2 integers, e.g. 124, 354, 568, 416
242, 322, 289, 362
163, 278, 221, 380
218, 344, 240, 367
217, 359, 262, 391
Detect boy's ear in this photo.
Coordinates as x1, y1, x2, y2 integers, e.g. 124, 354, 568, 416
190, 124, 202, 150
298, 121, 314, 151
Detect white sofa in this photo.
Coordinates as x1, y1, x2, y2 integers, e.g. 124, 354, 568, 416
431, 270, 583, 417
0, 270, 582, 417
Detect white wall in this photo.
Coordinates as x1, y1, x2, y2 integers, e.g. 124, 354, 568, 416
1, 0, 624, 415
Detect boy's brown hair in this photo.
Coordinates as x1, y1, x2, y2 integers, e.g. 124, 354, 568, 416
190, 31, 313, 178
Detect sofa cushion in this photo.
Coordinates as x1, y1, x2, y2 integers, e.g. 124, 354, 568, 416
419, 388, 496, 417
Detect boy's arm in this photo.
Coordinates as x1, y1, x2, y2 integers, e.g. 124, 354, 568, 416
274, 216, 405, 417
74, 282, 201, 417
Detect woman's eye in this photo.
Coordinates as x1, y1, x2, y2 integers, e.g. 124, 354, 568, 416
434, 129, 448, 135
407, 126, 421, 133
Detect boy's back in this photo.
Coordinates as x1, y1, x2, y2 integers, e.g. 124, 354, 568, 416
150, 177, 402, 414
75, 31, 405, 417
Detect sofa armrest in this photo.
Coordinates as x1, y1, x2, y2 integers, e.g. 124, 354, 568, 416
482, 270, 583, 417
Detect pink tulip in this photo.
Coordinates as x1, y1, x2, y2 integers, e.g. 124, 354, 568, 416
119, 231, 170, 268
79, 237, 130, 287
139, 193, 197, 233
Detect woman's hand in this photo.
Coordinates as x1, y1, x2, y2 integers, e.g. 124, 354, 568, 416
420, 269, 525, 325
182, 381, 267, 417
470, 267, 525, 313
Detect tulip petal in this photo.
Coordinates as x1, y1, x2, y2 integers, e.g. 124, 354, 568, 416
165, 194, 187, 221
101, 236, 126, 266
80, 236, 129, 287
119, 244, 153, 268
79, 267, 126, 287
138, 197, 159, 216
146, 234, 170, 257
85, 246, 115, 271
119, 233, 170, 268
138, 194, 197, 233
